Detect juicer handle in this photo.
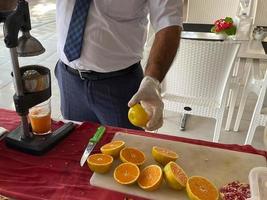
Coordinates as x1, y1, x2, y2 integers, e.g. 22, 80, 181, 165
4, 0, 31, 48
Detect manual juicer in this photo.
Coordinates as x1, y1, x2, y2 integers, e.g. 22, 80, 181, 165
0, 0, 75, 155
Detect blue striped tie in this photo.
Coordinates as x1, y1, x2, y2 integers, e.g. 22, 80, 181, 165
64, 0, 91, 62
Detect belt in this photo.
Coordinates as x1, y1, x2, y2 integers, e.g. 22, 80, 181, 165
64, 62, 140, 81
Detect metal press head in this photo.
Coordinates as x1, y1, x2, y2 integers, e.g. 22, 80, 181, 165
3, 0, 45, 57
17, 31, 45, 57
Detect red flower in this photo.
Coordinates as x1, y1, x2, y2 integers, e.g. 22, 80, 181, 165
214, 18, 233, 32
211, 17, 236, 35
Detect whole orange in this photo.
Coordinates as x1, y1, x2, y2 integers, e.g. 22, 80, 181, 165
128, 103, 149, 128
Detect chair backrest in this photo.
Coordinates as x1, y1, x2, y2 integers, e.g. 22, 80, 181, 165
163, 39, 240, 104
252, 0, 267, 26
186, 0, 240, 24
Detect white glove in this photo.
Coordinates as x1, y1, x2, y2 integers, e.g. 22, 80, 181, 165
128, 76, 164, 131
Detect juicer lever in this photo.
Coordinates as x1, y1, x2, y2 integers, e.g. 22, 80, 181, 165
4, 0, 31, 48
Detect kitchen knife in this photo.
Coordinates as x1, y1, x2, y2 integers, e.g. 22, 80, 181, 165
80, 126, 106, 167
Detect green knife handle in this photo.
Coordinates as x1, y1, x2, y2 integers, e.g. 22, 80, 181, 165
89, 126, 106, 143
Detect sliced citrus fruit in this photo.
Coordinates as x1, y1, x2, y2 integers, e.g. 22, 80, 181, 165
138, 165, 163, 191
186, 176, 219, 200
100, 140, 125, 157
87, 153, 113, 174
113, 162, 140, 185
120, 147, 146, 166
152, 146, 178, 166
128, 103, 149, 128
163, 161, 188, 190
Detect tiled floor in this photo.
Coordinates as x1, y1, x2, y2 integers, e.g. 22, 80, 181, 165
0, 0, 266, 151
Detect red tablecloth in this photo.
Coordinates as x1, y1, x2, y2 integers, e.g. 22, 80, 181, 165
0, 108, 266, 200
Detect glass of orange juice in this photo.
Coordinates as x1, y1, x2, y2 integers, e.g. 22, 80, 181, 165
29, 99, 51, 135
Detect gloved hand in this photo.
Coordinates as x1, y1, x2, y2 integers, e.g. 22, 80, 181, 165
128, 76, 164, 131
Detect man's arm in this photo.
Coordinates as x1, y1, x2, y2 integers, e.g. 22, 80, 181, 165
128, 25, 181, 130
145, 26, 182, 82
128, 0, 183, 131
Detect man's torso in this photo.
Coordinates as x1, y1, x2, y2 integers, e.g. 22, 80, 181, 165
56, 0, 182, 72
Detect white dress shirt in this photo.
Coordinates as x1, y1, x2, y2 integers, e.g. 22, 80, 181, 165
56, 0, 183, 72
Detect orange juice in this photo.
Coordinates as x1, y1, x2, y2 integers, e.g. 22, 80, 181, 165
29, 107, 51, 135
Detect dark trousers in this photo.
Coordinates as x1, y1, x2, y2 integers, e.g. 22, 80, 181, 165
55, 60, 144, 130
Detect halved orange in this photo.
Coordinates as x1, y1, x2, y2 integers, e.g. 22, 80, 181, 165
120, 147, 146, 166
138, 165, 163, 191
163, 161, 188, 190
100, 140, 125, 157
186, 176, 219, 200
152, 146, 178, 166
113, 162, 140, 185
87, 153, 113, 174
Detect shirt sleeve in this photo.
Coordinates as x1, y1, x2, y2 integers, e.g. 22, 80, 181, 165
148, 0, 183, 33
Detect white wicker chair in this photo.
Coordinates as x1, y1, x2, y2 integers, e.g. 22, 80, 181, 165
186, 0, 240, 24
231, 58, 267, 145
224, 0, 267, 132
228, 0, 267, 135
233, 59, 267, 132
184, 0, 242, 127
162, 39, 240, 142
242, 65, 267, 144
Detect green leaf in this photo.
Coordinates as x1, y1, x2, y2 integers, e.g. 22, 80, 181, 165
224, 17, 233, 23
224, 26, 237, 35
211, 26, 216, 33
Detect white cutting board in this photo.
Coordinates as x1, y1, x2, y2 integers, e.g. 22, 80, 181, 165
90, 132, 266, 200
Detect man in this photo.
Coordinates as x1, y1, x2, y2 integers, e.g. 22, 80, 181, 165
55, 0, 183, 131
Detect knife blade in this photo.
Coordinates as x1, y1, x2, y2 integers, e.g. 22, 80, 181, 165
80, 126, 106, 167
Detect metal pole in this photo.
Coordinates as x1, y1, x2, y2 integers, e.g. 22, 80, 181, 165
180, 114, 189, 131
9, 47, 32, 138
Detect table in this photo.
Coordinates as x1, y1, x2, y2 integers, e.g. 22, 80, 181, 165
0, 108, 266, 200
